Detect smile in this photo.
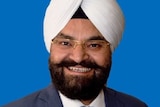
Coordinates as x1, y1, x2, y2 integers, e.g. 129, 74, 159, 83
68, 66, 91, 73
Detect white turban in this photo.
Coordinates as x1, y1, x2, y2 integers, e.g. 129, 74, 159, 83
44, 0, 125, 52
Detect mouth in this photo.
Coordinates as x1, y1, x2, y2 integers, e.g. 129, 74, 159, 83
68, 66, 92, 73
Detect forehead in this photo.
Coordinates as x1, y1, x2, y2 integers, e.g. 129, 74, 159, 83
59, 19, 104, 40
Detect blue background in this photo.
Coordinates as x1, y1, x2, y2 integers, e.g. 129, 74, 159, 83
0, 0, 159, 107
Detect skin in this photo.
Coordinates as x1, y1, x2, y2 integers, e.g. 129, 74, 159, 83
50, 19, 112, 105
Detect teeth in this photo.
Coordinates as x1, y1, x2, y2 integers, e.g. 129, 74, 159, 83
68, 67, 91, 73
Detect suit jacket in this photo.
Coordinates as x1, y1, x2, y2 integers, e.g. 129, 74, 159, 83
3, 84, 148, 107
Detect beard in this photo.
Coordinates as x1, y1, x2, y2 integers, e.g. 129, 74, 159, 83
49, 57, 111, 101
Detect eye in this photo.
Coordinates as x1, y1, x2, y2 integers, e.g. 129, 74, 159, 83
61, 41, 70, 46
89, 44, 101, 48
87, 41, 103, 48
58, 39, 73, 47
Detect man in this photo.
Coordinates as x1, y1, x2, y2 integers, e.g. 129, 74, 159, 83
3, 0, 148, 107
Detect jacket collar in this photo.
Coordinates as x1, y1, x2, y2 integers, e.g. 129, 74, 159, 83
104, 87, 124, 107
38, 84, 123, 107
38, 84, 63, 107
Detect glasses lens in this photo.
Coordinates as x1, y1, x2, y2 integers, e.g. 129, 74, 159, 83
52, 39, 109, 53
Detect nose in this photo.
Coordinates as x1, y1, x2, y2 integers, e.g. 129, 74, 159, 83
69, 45, 89, 63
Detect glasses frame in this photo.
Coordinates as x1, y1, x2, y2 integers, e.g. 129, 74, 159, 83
51, 38, 110, 53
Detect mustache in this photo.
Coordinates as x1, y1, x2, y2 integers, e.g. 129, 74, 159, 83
55, 59, 103, 69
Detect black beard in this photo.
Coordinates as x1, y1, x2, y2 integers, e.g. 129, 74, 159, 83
49, 58, 111, 101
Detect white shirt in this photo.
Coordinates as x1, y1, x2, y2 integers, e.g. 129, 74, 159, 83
59, 90, 105, 107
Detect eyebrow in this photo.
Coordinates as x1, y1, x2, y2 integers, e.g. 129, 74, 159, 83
56, 33, 105, 41
88, 36, 105, 40
56, 33, 74, 40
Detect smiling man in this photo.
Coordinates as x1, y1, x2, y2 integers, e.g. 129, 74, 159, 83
49, 19, 112, 105
3, 0, 148, 107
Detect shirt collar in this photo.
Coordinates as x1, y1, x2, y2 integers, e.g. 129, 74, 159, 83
59, 90, 105, 107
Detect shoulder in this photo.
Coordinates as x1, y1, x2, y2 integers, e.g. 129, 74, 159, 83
2, 90, 44, 107
2, 84, 59, 107
104, 87, 148, 107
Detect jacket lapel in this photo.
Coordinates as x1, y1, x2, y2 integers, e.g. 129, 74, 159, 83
104, 87, 124, 107
38, 84, 63, 107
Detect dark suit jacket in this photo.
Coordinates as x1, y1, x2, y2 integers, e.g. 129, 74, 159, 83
3, 84, 147, 107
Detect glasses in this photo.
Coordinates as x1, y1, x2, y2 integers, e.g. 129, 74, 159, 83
51, 38, 110, 53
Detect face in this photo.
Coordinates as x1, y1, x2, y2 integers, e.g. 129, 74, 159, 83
49, 19, 112, 100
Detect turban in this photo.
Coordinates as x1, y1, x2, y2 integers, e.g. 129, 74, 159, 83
44, 0, 125, 52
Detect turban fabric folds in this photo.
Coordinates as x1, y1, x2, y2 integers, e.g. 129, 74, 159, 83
44, 0, 125, 52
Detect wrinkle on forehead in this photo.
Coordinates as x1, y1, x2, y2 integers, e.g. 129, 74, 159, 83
58, 19, 104, 41
56, 33, 106, 41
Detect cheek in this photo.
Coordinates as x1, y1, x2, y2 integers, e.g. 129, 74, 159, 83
50, 47, 68, 63
90, 52, 111, 67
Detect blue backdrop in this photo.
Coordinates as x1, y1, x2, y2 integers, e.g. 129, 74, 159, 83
0, 0, 159, 107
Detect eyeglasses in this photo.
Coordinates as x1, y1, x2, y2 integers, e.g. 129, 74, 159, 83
51, 38, 110, 53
